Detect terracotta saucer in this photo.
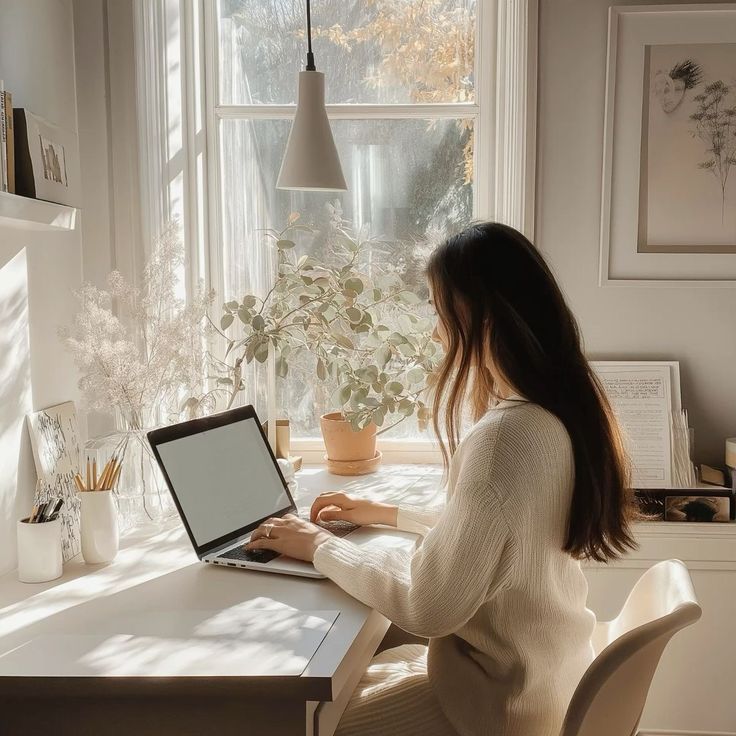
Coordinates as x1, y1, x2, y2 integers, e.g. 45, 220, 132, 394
324, 450, 383, 476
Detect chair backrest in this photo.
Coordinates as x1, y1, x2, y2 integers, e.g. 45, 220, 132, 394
560, 559, 701, 736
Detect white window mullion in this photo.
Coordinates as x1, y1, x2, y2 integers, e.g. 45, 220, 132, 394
493, 0, 537, 238
215, 103, 480, 120
202, 0, 223, 300
474, 0, 498, 220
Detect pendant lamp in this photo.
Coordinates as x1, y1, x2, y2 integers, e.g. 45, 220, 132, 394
276, 0, 347, 191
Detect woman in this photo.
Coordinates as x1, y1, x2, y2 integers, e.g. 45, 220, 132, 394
246, 222, 636, 736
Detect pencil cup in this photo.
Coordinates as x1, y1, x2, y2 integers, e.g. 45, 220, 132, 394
79, 491, 119, 564
17, 517, 63, 583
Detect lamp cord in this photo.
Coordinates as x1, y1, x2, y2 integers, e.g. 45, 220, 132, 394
305, 0, 315, 70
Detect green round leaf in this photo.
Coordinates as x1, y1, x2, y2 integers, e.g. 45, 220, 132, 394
277, 239, 296, 249
254, 339, 269, 363
344, 277, 364, 295
385, 381, 404, 396
242, 295, 257, 309
251, 314, 265, 332
374, 345, 391, 368
220, 313, 234, 330
406, 367, 425, 385
346, 307, 362, 324
275, 357, 288, 378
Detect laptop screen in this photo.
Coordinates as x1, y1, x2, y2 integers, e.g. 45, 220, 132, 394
154, 416, 292, 547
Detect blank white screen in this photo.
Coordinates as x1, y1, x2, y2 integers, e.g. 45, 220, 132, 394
156, 418, 291, 546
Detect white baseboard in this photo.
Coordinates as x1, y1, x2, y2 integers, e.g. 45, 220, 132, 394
639, 730, 736, 736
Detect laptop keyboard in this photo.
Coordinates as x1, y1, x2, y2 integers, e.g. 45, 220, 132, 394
215, 516, 360, 567
218, 546, 280, 564
313, 518, 360, 538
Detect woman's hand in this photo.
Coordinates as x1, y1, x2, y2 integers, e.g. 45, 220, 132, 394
310, 491, 398, 527
245, 514, 331, 562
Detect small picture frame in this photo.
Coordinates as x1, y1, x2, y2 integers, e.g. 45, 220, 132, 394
13, 108, 81, 207
665, 494, 731, 523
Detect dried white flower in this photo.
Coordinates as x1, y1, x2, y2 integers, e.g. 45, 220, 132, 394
60, 222, 213, 429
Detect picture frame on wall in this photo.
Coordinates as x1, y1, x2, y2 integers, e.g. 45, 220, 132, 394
600, 4, 736, 286
13, 108, 81, 208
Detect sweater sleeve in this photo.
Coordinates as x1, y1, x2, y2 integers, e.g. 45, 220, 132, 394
313, 445, 515, 638
395, 502, 444, 536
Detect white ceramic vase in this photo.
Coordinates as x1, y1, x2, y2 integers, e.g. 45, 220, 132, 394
79, 491, 119, 564
17, 517, 63, 583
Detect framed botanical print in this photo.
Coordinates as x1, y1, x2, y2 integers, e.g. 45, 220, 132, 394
600, 5, 736, 285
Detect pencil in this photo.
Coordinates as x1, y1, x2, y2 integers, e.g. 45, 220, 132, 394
99, 458, 114, 490
28, 504, 39, 523
105, 458, 118, 489
86, 458, 91, 490
110, 464, 122, 489
92, 459, 98, 490
74, 474, 85, 493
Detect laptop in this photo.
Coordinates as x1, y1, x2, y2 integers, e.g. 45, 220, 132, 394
147, 405, 417, 579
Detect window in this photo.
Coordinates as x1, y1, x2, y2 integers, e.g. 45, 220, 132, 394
207, 0, 484, 442
136, 0, 536, 457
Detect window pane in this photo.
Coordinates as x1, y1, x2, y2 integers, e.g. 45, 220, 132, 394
219, 117, 473, 437
218, 0, 476, 105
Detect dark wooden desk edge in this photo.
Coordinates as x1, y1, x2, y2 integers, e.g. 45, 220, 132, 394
0, 673, 334, 701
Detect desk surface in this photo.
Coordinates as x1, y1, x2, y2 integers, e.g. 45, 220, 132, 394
0, 465, 442, 703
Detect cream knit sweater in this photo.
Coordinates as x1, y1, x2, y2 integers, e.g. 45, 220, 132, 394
313, 396, 596, 736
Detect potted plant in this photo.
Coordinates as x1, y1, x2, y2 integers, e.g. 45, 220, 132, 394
213, 209, 440, 474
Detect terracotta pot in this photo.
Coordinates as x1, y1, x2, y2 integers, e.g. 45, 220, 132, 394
320, 412, 377, 462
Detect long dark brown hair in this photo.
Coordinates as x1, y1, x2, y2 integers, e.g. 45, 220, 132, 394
427, 222, 636, 562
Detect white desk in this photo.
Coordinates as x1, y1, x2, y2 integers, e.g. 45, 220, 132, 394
0, 466, 441, 736
2, 465, 735, 734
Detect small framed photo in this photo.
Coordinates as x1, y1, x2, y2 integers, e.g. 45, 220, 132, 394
665, 494, 730, 523
14, 108, 81, 207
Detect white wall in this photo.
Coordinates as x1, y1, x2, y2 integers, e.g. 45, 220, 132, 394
0, 0, 83, 573
536, 0, 736, 467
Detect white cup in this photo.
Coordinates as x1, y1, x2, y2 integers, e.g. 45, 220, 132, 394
17, 517, 63, 583
80, 491, 119, 564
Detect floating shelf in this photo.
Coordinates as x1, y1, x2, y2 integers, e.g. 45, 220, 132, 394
0, 190, 77, 231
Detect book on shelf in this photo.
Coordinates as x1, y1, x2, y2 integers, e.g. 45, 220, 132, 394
0, 82, 15, 194
0, 79, 6, 192
5, 90, 14, 193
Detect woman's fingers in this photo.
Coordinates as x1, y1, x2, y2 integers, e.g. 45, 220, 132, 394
311, 492, 349, 522
245, 536, 281, 551
250, 517, 284, 541
317, 505, 350, 522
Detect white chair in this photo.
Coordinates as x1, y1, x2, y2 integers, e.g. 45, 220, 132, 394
560, 559, 702, 736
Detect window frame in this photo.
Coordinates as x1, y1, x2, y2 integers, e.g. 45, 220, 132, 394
134, 0, 538, 464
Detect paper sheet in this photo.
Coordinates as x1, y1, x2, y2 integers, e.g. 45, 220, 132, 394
591, 362, 677, 488
0, 607, 339, 677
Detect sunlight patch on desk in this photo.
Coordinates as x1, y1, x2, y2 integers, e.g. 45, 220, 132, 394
0, 523, 196, 639
0, 609, 339, 677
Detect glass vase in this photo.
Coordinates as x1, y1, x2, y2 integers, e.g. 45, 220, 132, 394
85, 428, 175, 532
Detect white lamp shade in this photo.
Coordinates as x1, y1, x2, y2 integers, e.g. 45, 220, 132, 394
277, 71, 347, 191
